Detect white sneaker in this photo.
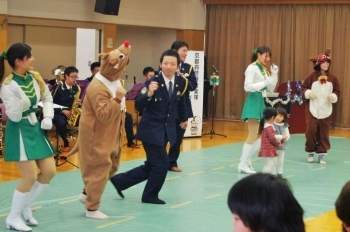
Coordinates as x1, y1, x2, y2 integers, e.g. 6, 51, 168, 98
78, 193, 87, 203
86, 210, 109, 220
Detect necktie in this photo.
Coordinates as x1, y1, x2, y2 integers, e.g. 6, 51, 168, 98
168, 81, 173, 98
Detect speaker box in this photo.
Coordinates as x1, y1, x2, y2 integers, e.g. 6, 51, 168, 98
94, 0, 121, 16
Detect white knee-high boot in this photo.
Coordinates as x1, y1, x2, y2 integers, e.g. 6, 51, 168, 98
22, 181, 48, 226
238, 143, 256, 174
262, 157, 277, 174
6, 190, 32, 231
247, 138, 261, 171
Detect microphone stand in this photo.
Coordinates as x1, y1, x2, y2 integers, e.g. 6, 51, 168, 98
203, 68, 227, 139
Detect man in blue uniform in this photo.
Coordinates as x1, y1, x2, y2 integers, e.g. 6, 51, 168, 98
110, 49, 188, 204
51, 66, 80, 152
168, 40, 198, 172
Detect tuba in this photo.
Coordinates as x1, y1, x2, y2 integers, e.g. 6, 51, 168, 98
67, 83, 82, 127
51, 65, 66, 84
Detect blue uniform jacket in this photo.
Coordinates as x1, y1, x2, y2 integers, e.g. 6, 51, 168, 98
179, 62, 197, 118
136, 73, 188, 147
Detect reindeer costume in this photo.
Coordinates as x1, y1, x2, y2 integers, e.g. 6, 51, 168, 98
301, 49, 340, 164
67, 41, 131, 219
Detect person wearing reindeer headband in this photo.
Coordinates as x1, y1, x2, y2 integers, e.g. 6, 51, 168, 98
302, 49, 340, 165
67, 41, 131, 219
0, 43, 56, 231
238, 46, 279, 174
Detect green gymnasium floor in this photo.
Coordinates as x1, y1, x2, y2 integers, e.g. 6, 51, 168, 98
0, 135, 349, 232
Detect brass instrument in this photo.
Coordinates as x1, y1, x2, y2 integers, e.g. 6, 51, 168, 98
51, 65, 66, 84
67, 83, 82, 127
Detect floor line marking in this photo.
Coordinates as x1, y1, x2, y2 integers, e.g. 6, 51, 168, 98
59, 199, 79, 204
304, 217, 315, 222
313, 167, 325, 171
0, 206, 41, 218
230, 163, 239, 167
212, 167, 225, 171
284, 175, 294, 179
171, 201, 192, 209
205, 194, 222, 199
166, 176, 180, 181
188, 171, 203, 176
97, 216, 134, 229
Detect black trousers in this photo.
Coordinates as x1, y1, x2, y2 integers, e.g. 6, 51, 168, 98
53, 113, 69, 147
125, 112, 136, 145
168, 119, 186, 168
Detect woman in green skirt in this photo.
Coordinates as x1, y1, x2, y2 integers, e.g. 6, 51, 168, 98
238, 46, 279, 174
0, 43, 56, 231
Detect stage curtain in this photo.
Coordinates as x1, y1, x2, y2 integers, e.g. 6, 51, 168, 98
206, 4, 350, 127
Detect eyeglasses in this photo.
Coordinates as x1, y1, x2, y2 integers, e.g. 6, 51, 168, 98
69, 75, 78, 79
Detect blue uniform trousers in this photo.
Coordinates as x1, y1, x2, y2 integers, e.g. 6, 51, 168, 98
111, 141, 168, 201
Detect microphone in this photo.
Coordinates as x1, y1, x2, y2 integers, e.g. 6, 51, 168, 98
133, 76, 136, 84
212, 65, 219, 73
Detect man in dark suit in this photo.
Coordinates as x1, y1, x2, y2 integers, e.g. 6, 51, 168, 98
110, 49, 188, 204
168, 40, 198, 172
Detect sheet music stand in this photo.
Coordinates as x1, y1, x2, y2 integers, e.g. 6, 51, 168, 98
50, 103, 79, 168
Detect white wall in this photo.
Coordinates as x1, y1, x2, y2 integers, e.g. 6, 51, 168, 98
6, 0, 205, 30
116, 26, 176, 91
76, 28, 99, 80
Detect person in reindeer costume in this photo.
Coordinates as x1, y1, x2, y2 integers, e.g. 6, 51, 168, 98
67, 41, 131, 219
302, 48, 340, 165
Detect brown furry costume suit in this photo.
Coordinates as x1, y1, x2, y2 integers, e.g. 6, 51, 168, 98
68, 41, 131, 217
301, 49, 340, 164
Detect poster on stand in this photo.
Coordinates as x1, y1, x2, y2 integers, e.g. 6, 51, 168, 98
184, 51, 204, 137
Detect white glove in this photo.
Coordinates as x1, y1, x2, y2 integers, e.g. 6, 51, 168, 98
8, 82, 22, 98
264, 78, 274, 86
41, 117, 52, 130
270, 63, 279, 74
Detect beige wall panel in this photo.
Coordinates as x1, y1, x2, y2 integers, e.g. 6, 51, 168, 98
7, 0, 205, 30
8, 24, 23, 44
25, 25, 76, 80
4, 24, 24, 76
0, 0, 7, 14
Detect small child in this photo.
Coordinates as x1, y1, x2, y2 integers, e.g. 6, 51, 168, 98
258, 107, 281, 173
272, 107, 290, 178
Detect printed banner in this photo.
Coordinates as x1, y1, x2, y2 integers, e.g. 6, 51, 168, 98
184, 51, 204, 137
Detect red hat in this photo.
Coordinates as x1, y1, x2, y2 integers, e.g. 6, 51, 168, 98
309, 48, 331, 67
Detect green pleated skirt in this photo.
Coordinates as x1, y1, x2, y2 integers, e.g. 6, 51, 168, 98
4, 118, 55, 162
241, 92, 266, 121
